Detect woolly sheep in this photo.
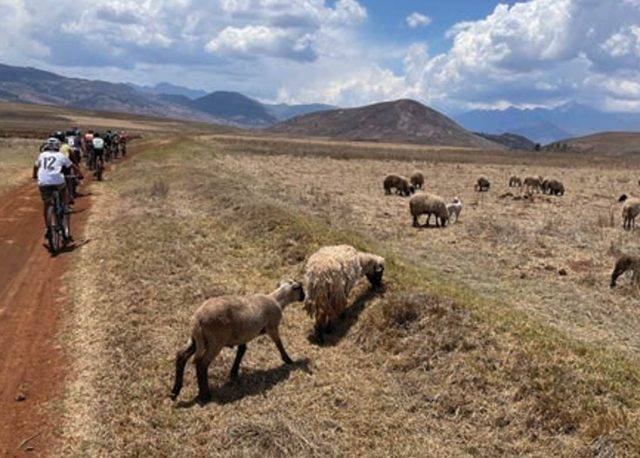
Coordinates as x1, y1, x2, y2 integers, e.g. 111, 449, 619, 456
610, 255, 640, 288
410, 171, 425, 190
384, 174, 415, 196
541, 179, 565, 196
446, 197, 463, 223
509, 176, 522, 187
619, 194, 640, 230
523, 175, 543, 193
303, 245, 384, 341
410, 192, 449, 227
475, 176, 490, 192
171, 280, 305, 403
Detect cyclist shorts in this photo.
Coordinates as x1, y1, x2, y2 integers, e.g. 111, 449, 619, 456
39, 183, 66, 203
94, 148, 104, 158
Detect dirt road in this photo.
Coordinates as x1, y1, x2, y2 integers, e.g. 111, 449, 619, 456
0, 175, 93, 455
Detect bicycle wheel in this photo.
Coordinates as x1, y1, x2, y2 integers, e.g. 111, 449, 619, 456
47, 202, 61, 254
96, 161, 103, 181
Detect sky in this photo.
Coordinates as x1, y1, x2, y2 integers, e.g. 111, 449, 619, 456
1, 0, 640, 113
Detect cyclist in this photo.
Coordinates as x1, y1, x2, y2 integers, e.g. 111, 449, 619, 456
118, 130, 127, 157
92, 132, 105, 178
34, 138, 83, 241
103, 130, 113, 162
83, 130, 95, 169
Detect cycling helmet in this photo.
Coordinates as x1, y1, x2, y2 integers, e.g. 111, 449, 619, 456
53, 131, 65, 142
43, 137, 61, 151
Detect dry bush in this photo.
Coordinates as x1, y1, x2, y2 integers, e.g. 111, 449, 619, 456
150, 179, 169, 199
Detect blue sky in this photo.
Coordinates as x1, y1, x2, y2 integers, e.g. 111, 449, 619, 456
2, 0, 640, 113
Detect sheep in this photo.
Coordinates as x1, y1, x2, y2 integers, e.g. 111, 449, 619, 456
541, 179, 565, 196
509, 176, 522, 187
619, 194, 640, 230
446, 197, 463, 223
610, 255, 640, 288
170, 280, 305, 403
410, 192, 449, 227
384, 174, 415, 196
303, 245, 384, 341
410, 171, 425, 190
523, 175, 543, 194
475, 176, 490, 192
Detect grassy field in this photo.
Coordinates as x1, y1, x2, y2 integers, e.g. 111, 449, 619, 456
0, 101, 236, 138
56, 136, 640, 455
0, 138, 40, 193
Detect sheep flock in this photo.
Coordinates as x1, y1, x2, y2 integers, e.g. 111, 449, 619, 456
170, 165, 640, 403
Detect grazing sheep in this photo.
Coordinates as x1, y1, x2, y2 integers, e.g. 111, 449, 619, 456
610, 255, 640, 288
410, 171, 425, 190
523, 175, 543, 193
541, 179, 565, 196
170, 280, 305, 403
384, 174, 415, 196
619, 194, 640, 230
410, 192, 449, 227
509, 176, 522, 187
303, 245, 384, 340
475, 176, 490, 192
446, 197, 463, 223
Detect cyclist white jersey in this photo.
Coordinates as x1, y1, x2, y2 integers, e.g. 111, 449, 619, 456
35, 151, 72, 186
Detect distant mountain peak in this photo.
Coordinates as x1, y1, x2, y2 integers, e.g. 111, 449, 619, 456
269, 98, 503, 149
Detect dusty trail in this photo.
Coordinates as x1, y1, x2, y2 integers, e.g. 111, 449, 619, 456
0, 175, 93, 455
0, 146, 141, 455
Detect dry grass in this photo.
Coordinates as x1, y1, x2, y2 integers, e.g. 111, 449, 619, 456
0, 138, 40, 194
58, 137, 640, 456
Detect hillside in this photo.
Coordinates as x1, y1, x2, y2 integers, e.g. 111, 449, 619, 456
264, 102, 335, 121
456, 103, 640, 144
545, 132, 640, 155
475, 132, 536, 150
269, 99, 502, 149
190, 91, 277, 127
0, 63, 334, 128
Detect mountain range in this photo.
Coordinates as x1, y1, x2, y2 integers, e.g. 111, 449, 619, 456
0, 63, 335, 128
455, 102, 640, 144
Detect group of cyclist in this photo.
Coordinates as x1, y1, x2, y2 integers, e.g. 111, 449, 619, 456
33, 127, 128, 252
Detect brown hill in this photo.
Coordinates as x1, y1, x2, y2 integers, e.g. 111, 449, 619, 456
268, 99, 503, 149
545, 132, 640, 155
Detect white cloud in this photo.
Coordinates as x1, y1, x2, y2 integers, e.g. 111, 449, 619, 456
406, 12, 431, 28
400, 0, 640, 111
2, 0, 640, 112
206, 25, 317, 62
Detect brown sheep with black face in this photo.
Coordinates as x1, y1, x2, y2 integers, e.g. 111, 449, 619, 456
410, 192, 449, 227
523, 175, 543, 194
509, 176, 522, 187
410, 171, 425, 190
541, 179, 565, 196
383, 174, 415, 196
619, 194, 640, 230
475, 176, 490, 192
611, 255, 640, 288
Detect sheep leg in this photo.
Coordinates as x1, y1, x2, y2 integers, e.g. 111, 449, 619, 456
267, 328, 293, 364
170, 339, 196, 400
194, 344, 222, 404
229, 344, 247, 380
412, 215, 419, 227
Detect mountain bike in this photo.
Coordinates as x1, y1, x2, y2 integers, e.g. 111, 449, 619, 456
46, 187, 70, 255
94, 154, 104, 181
